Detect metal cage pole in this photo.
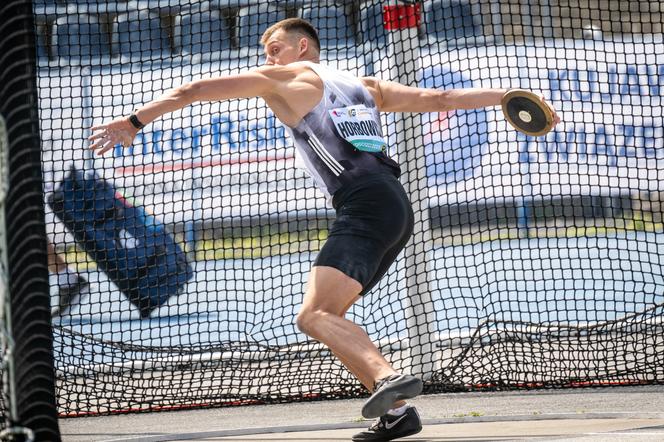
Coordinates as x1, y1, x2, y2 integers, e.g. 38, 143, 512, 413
384, 2, 437, 380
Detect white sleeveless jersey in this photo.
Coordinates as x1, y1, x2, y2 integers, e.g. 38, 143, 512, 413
283, 62, 400, 199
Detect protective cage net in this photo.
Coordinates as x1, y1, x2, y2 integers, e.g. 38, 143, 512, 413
28, 0, 664, 417
1, 1, 60, 438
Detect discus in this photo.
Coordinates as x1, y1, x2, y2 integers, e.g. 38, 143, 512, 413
501, 89, 555, 137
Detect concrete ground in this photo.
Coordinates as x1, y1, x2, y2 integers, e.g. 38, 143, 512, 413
59, 385, 664, 442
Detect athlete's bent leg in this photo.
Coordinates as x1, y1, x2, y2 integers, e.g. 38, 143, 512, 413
297, 265, 400, 392
47, 240, 67, 273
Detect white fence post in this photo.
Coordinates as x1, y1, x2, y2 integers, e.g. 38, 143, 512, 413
384, 2, 437, 380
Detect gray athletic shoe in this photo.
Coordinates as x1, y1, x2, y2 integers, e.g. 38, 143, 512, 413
361, 374, 423, 419
51, 275, 89, 317
352, 406, 422, 441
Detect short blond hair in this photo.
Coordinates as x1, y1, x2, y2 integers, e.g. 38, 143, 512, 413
260, 18, 321, 52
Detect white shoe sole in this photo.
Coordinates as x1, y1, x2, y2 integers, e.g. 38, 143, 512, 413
361, 376, 423, 419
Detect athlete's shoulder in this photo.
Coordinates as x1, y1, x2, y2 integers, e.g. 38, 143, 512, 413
251, 63, 311, 80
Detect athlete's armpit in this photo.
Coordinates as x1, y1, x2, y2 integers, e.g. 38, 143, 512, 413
359, 77, 385, 109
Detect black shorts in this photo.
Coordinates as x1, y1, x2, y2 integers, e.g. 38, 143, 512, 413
314, 173, 415, 296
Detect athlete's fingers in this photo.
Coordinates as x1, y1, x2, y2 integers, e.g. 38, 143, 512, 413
89, 138, 104, 151
90, 136, 116, 154
97, 140, 117, 156
88, 130, 108, 141
548, 103, 561, 125
90, 134, 113, 150
90, 127, 131, 152
89, 141, 105, 154
539, 95, 561, 126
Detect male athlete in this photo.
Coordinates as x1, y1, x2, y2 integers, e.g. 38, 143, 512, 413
89, 18, 560, 441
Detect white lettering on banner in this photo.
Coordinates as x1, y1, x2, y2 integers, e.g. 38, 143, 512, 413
548, 65, 664, 103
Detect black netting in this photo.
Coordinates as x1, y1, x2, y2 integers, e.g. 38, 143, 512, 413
27, 0, 664, 418
1, 0, 61, 439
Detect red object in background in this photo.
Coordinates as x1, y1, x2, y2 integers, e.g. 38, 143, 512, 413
383, 3, 422, 30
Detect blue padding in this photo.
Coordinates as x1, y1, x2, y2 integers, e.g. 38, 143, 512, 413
178, 9, 232, 55
425, 0, 478, 40
237, 4, 287, 48
48, 168, 193, 317
302, 5, 355, 48
53, 13, 111, 58
358, 1, 388, 47
114, 10, 171, 58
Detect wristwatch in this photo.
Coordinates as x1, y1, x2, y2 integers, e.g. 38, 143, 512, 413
128, 112, 145, 130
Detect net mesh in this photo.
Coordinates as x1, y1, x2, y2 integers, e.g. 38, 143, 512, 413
28, 0, 664, 417
1, 1, 60, 438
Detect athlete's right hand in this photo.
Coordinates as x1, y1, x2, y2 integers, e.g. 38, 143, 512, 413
88, 117, 139, 156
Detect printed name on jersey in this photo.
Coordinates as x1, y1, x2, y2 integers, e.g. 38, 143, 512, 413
336, 120, 381, 139
329, 105, 387, 153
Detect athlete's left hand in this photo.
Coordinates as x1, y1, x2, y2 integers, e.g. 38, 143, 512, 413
88, 117, 139, 156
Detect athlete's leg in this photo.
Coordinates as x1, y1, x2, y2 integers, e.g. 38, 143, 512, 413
325, 297, 377, 391
323, 295, 401, 397
297, 265, 399, 390
47, 240, 89, 316
47, 240, 67, 273
301, 174, 419, 413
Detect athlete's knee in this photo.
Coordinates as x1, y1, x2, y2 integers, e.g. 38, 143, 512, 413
296, 308, 318, 337
296, 307, 333, 338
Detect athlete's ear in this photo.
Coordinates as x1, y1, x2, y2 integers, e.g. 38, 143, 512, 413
298, 37, 308, 55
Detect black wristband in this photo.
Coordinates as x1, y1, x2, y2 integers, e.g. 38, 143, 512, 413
129, 112, 145, 130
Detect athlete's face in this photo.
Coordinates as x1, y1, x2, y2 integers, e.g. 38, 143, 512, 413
263, 29, 305, 66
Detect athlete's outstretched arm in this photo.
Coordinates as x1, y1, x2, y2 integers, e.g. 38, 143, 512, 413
362, 77, 560, 124
88, 67, 284, 155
